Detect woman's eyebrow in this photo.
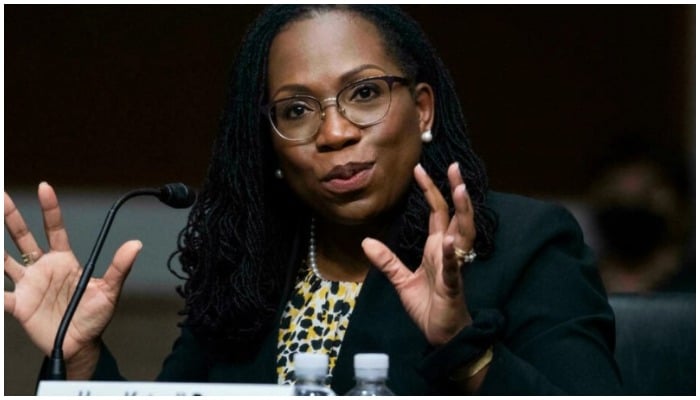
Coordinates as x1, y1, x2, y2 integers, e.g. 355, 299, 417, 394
271, 64, 387, 98
338, 64, 387, 82
272, 84, 312, 98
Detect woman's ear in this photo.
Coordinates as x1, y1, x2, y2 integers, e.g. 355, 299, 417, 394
414, 82, 435, 133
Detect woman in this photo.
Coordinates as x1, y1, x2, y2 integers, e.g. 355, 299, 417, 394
4, 5, 621, 395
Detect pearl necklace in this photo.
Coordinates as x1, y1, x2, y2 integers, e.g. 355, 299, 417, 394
307, 217, 325, 280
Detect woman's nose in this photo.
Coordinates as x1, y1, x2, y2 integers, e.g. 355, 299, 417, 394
315, 106, 362, 151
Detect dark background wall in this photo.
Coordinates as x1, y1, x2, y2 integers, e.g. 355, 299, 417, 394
5, 5, 694, 196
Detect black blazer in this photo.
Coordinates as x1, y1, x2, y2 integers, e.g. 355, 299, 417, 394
90, 192, 622, 395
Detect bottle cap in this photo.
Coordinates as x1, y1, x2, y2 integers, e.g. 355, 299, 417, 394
353, 353, 389, 379
294, 352, 329, 378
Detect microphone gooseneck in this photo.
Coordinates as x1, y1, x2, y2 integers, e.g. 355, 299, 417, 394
46, 183, 196, 380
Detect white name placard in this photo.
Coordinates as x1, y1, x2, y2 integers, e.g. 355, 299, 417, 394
36, 380, 294, 396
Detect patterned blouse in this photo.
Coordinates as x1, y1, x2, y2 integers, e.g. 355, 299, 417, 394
276, 263, 363, 384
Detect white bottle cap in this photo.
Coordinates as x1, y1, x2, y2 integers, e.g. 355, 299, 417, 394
353, 353, 389, 380
294, 352, 329, 378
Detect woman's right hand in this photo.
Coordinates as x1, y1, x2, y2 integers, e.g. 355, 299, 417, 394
4, 182, 142, 378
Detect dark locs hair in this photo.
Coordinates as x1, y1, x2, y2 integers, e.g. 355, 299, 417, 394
169, 5, 497, 359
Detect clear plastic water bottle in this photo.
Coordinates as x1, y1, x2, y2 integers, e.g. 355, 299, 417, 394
293, 352, 336, 396
345, 353, 395, 396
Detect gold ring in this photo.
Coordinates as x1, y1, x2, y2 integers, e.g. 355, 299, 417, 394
454, 246, 477, 264
21, 252, 39, 266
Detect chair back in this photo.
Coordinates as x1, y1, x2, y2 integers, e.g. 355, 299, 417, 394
609, 292, 696, 395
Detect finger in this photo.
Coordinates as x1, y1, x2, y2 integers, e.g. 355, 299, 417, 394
441, 235, 464, 296
449, 184, 476, 240
102, 240, 142, 293
447, 162, 466, 193
4, 251, 24, 283
4, 191, 44, 257
4, 292, 16, 314
446, 163, 476, 249
362, 237, 414, 289
414, 164, 449, 233
37, 182, 71, 252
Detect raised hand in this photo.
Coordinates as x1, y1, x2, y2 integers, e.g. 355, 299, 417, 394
4, 182, 142, 377
362, 162, 476, 346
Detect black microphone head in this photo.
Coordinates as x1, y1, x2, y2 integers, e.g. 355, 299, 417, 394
158, 183, 196, 208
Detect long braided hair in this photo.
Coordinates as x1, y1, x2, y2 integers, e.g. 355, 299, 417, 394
169, 5, 497, 360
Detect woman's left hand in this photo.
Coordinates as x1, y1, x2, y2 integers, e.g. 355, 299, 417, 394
362, 162, 476, 346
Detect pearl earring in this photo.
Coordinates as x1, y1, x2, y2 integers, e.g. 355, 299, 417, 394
421, 130, 433, 143
274, 169, 284, 179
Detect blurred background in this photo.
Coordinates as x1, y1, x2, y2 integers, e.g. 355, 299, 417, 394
4, 5, 695, 395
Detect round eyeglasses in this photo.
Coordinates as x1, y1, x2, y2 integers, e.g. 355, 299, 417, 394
264, 75, 410, 142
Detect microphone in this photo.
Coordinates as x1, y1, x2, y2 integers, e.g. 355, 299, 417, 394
158, 182, 197, 209
45, 183, 196, 380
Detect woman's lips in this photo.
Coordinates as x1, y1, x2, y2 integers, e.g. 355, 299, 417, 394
321, 162, 375, 194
